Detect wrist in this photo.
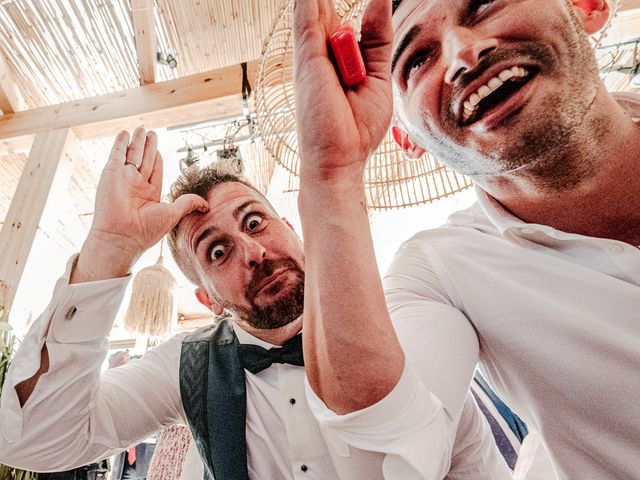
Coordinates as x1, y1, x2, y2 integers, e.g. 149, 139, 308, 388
70, 231, 140, 284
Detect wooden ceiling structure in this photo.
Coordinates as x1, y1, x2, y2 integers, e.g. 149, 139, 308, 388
0, 0, 282, 323
0, 0, 639, 326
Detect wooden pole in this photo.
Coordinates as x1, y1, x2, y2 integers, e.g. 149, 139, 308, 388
0, 129, 75, 322
131, 0, 157, 86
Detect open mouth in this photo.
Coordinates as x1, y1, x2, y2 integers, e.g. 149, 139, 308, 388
460, 66, 537, 127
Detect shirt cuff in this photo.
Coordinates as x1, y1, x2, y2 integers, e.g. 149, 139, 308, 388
305, 365, 453, 479
48, 254, 131, 344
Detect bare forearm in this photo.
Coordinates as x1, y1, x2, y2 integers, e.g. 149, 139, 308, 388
15, 345, 49, 406
299, 179, 404, 414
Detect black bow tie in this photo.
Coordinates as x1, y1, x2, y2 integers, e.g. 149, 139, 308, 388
237, 334, 304, 374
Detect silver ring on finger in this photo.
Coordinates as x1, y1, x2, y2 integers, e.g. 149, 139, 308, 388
125, 160, 141, 171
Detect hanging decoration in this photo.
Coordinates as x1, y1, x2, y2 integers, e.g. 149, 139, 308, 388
124, 240, 177, 341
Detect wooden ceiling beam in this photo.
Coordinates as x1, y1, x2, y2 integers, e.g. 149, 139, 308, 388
619, 0, 640, 12
0, 60, 259, 141
0, 55, 26, 115
0, 129, 79, 321
131, 0, 157, 85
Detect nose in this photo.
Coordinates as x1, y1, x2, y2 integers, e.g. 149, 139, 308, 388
443, 26, 498, 84
241, 236, 267, 268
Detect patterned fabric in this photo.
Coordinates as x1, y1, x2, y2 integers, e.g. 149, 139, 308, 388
179, 319, 249, 480
147, 425, 192, 480
471, 373, 529, 470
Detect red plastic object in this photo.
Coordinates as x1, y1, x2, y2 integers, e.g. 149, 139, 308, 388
329, 24, 366, 87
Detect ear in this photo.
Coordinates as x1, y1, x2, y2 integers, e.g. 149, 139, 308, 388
571, 0, 610, 34
195, 287, 224, 315
391, 125, 426, 160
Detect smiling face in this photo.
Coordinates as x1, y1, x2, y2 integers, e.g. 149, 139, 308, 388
176, 182, 305, 330
391, 0, 607, 177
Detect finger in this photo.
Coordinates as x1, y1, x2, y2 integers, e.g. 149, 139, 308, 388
126, 127, 147, 169
169, 194, 210, 224
139, 130, 158, 180
107, 131, 131, 167
360, 0, 393, 81
293, 0, 340, 52
149, 151, 163, 194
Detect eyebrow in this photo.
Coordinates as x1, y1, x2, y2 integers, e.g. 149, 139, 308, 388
192, 200, 262, 252
194, 226, 218, 253
233, 200, 260, 220
391, 24, 422, 74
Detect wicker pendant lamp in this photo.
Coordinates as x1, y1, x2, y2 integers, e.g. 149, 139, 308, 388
124, 240, 177, 341
255, 0, 621, 210
255, 0, 472, 210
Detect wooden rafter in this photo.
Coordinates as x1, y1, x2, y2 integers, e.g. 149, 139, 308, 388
0, 55, 25, 115
131, 0, 157, 86
619, 0, 640, 11
0, 130, 80, 320
0, 60, 258, 141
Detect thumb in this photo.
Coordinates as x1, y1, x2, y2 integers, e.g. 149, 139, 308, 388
169, 194, 210, 223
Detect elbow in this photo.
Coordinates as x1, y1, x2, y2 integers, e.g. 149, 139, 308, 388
319, 352, 405, 415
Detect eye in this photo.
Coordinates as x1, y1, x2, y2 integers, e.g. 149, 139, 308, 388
210, 244, 228, 261
245, 214, 263, 231
470, 0, 494, 15
405, 52, 433, 80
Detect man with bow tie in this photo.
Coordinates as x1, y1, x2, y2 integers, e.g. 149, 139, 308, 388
0, 128, 515, 479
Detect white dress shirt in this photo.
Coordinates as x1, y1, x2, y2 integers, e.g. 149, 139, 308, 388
0, 256, 511, 479
307, 93, 640, 480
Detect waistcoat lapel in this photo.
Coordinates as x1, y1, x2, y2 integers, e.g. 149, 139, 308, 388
180, 319, 250, 480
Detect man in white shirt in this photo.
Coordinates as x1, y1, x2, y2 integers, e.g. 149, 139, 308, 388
293, 0, 640, 479
0, 128, 512, 479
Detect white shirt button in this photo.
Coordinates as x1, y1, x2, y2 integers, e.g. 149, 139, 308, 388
608, 245, 623, 255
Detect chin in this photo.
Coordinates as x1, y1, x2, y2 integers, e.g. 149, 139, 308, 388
246, 279, 305, 331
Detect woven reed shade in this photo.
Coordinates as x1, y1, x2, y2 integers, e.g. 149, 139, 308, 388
255, 0, 472, 210
124, 244, 177, 340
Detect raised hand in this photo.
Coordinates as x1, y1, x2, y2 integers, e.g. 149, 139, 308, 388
293, 0, 393, 184
294, 0, 405, 415
71, 128, 209, 283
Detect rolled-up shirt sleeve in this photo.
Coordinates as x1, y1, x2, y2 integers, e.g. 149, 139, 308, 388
0, 255, 185, 472
305, 240, 481, 479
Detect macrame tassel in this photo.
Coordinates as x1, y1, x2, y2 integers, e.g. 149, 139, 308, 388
124, 242, 177, 340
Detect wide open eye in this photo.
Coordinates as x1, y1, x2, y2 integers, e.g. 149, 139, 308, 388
245, 214, 263, 231
210, 244, 228, 261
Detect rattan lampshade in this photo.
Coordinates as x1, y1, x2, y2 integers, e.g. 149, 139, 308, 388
255, 0, 621, 210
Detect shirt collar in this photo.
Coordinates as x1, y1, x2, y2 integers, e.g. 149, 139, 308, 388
475, 92, 640, 242
232, 321, 278, 349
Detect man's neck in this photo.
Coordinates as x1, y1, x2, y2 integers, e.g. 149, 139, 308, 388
234, 317, 303, 346
476, 90, 640, 245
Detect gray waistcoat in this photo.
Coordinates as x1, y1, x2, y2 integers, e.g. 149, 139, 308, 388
179, 319, 249, 480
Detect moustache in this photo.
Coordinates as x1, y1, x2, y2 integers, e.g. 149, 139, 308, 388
245, 258, 302, 300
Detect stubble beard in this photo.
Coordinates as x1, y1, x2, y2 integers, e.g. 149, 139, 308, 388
230, 258, 305, 330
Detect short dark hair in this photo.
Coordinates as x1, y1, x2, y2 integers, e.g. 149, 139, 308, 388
392, 0, 403, 13
166, 165, 256, 285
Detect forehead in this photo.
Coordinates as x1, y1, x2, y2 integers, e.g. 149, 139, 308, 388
206, 182, 269, 213
393, 0, 446, 30
178, 182, 272, 243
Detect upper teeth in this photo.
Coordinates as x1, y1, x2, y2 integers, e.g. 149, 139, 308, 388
463, 66, 529, 121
